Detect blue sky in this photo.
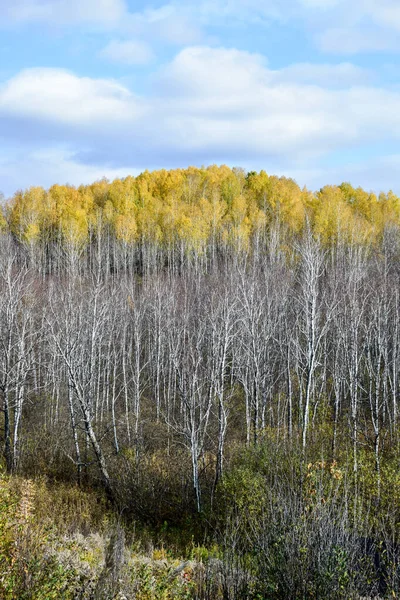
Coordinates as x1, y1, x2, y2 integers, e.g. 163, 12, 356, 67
1, 0, 400, 197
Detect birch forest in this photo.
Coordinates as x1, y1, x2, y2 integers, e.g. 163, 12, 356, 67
1, 165, 400, 598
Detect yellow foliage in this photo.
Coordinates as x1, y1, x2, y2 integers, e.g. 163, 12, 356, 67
114, 214, 138, 244
4, 167, 400, 252
24, 222, 41, 243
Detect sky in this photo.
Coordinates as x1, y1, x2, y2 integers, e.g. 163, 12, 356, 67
1, 0, 400, 197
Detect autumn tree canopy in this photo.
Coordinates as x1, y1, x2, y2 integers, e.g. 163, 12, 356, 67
5, 166, 398, 259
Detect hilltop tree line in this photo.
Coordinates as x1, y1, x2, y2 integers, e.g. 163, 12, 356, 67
1, 166, 400, 597
3, 165, 400, 276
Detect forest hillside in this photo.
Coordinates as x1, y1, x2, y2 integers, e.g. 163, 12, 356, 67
1, 166, 400, 598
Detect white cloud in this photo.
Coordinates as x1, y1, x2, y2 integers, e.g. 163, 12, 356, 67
273, 62, 372, 87
131, 0, 400, 54
296, 0, 400, 54
2, 0, 400, 57
192, 0, 289, 23
171, 0, 400, 55
125, 4, 203, 45
0, 0, 126, 26
364, 0, 400, 32
1, 48, 400, 193
156, 46, 269, 100
121, 0, 291, 47
299, 0, 344, 9
0, 68, 142, 125
100, 40, 154, 65
121, 0, 400, 55
318, 26, 400, 54
154, 47, 400, 151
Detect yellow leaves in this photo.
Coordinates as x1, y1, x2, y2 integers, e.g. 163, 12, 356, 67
60, 210, 88, 247
148, 168, 185, 202
103, 199, 114, 223
313, 185, 378, 245
220, 172, 243, 206
183, 166, 206, 205
0, 210, 7, 234
47, 186, 90, 246
136, 194, 163, 243
340, 182, 375, 221
107, 178, 136, 214
114, 214, 137, 244
176, 214, 194, 240
229, 195, 247, 225
3, 167, 400, 252
175, 204, 211, 253
23, 223, 41, 244
198, 197, 224, 232
377, 190, 400, 230
246, 169, 269, 199
9, 186, 47, 243
314, 186, 350, 243
89, 177, 110, 209
261, 176, 305, 233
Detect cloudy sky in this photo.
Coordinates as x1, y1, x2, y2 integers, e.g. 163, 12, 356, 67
1, 0, 400, 197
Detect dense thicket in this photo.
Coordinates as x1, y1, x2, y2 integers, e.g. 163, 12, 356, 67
1, 166, 400, 598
